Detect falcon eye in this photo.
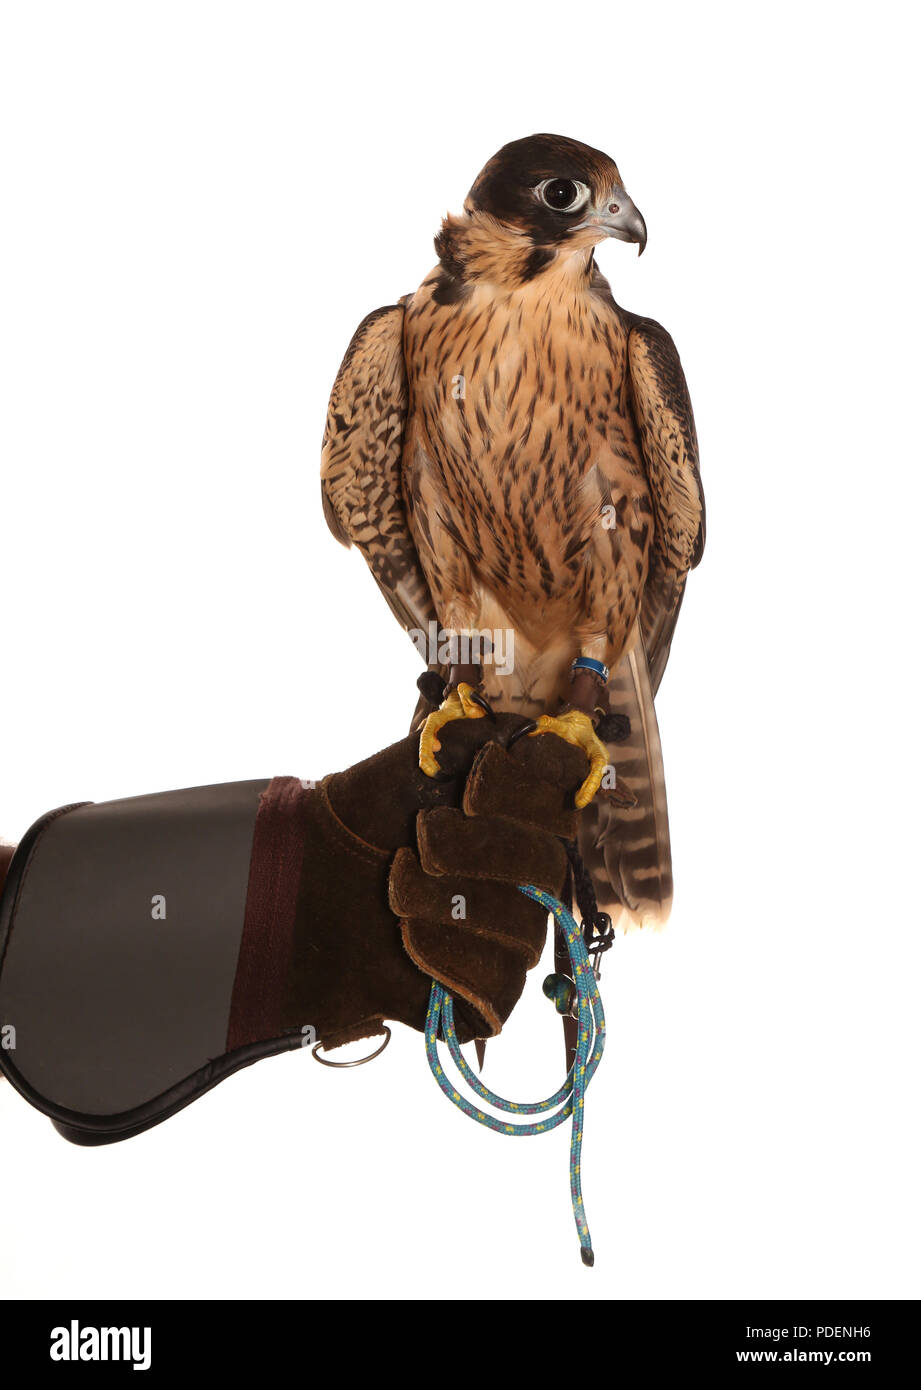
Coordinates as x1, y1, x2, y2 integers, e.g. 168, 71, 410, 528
537, 178, 589, 213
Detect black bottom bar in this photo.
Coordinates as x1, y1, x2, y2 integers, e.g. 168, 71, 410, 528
0, 1299, 914, 1376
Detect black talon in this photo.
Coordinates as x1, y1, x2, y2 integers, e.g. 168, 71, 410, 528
469, 690, 496, 721
506, 718, 538, 750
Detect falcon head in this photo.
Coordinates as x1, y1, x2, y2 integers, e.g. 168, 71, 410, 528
464, 133, 646, 257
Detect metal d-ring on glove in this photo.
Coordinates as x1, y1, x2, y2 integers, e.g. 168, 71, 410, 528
312, 1028, 392, 1068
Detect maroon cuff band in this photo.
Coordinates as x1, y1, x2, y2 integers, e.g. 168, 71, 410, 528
226, 776, 313, 1051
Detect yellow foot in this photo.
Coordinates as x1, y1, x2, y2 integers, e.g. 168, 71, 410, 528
419, 682, 486, 777
530, 708, 609, 809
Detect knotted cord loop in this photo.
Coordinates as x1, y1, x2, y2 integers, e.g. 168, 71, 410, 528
425, 884, 606, 1265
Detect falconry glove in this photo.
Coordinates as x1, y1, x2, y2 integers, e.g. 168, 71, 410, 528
295, 713, 589, 1045
0, 717, 586, 1143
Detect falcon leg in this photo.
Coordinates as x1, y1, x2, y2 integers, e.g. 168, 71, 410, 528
530, 665, 610, 810
417, 603, 496, 775
418, 666, 490, 777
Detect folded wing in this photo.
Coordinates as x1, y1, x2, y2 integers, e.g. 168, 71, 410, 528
321, 303, 438, 639
625, 311, 705, 692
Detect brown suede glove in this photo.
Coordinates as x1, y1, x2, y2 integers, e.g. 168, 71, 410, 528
283, 716, 588, 1049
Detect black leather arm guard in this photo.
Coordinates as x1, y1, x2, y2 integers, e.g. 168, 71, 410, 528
0, 780, 302, 1145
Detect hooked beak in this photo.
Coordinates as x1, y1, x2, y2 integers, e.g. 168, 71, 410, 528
597, 187, 647, 255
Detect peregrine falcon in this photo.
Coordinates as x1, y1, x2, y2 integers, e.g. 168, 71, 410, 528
321, 134, 704, 929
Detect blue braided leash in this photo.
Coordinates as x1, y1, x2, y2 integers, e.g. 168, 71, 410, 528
425, 884, 606, 1265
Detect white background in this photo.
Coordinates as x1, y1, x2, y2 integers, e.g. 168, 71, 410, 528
1, 0, 918, 1300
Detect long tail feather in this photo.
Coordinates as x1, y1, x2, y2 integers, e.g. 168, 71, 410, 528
578, 631, 672, 930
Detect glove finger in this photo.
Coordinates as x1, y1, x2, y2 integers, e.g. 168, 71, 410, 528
389, 847, 546, 966
323, 717, 510, 855
506, 729, 591, 799
416, 806, 567, 896
324, 734, 459, 853
401, 919, 529, 1038
427, 715, 503, 778
462, 740, 584, 839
